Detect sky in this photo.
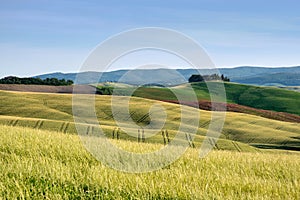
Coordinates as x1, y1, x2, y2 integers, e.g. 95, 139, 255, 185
0, 0, 300, 77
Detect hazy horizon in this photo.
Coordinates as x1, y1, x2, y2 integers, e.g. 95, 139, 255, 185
1, 65, 300, 79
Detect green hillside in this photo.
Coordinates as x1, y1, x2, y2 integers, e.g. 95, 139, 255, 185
232, 72, 300, 86
0, 90, 299, 151
126, 82, 300, 116
0, 125, 299, 199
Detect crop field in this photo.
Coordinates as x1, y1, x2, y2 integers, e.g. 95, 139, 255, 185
0, 125, 299, 199
0, 84, 95, 94
118, 82, 300, 116
0, 89, 299, 199
0, 90, 299, 151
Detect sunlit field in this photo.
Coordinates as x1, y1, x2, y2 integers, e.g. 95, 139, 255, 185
0, 125, 299, 199
0, 90, 300, 151
0, 90, 299, 199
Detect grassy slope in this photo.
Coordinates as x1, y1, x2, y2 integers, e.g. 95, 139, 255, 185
130, 82, 300, 116
0, 125, 299, 199
0, 90, 299, 151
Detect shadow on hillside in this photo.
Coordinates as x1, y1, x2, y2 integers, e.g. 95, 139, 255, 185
252, 144, 300, 151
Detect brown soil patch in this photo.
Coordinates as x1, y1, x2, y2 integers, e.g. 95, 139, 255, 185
0, 84, 96, 94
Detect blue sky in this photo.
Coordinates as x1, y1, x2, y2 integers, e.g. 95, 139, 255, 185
0, 0, 300, 77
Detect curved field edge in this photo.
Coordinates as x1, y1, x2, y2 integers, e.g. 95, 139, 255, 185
1, 82, 300, 122
125, 82, 300, 118
0, 90, 300, 151
0, 125, 299, 199
161, 99, 300, 123
0, 115, 258, 153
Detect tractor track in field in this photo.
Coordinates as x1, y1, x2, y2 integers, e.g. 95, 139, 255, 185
137, 113, 150, 123
232, 141, 242, 152
199, 120, 210, 128
60, 122, 70, 133
9, 119, 19, 126
127, 111, 136, 121
33, 121, 44, 129
34, 120, 41, 129
86, 126, 90, 135
206, 137, 219, 150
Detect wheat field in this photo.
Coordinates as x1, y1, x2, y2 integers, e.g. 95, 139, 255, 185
0, 125, 299, 199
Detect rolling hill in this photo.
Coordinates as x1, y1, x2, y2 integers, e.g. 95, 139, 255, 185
233, 72, 300, 86
0, 89, 299, 152
0, 81, 299, 122
98, 82, 300, 119
0, 89, 299, 198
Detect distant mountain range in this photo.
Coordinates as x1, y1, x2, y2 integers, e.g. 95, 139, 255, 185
34, 66, 300, 86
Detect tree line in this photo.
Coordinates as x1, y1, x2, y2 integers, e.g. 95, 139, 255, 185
0, 76, 74, 86
188, 74, 230, 83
